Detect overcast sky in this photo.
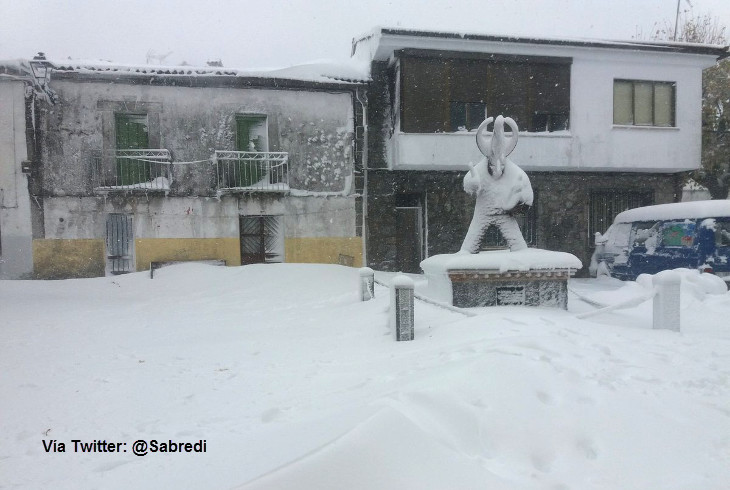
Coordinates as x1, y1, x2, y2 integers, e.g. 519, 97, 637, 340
1, 0, 728, 70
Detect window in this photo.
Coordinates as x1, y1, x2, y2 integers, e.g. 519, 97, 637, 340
716, 221, 730, 247
115, 114, 150, 185
450, 101, 486, 131
589, 190, 654, 245
630, 221, 660, 247
221, 115, 269, 188
236, 115, 268, 152
532, 112, 569, 132
239, 215, 283, 265
661, 220, 696, 247
400, 56, 570, 133
613, 80, 675, 127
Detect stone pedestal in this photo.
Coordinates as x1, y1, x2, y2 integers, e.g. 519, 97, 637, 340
421, 249, 582, 309
449, 269, 572, 309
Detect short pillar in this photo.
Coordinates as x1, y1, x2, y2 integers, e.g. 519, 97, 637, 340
359, 267, 375, 301
390, 275, 415, 341
653, 270, 681, 331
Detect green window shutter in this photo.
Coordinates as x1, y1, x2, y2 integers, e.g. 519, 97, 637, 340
236, 117, 252, 151
115, 114, 150, 185
232, 116, 267, 187
115, 114, 149, 149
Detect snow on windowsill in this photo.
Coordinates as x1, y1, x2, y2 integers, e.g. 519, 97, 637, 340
612, 125, 680, 131
397, 130, 572, 138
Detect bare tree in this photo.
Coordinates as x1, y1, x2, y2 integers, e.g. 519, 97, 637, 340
649, 11, 727, 44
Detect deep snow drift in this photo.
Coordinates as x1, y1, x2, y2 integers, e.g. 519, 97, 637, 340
1, 263, 729, 489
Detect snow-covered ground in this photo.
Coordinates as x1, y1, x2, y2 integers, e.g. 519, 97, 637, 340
1, 263, 729, 489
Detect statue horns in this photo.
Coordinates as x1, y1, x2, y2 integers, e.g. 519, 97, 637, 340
475, 115, 519, 159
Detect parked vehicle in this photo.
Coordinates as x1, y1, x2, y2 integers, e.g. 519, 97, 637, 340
590, 200, 730, 283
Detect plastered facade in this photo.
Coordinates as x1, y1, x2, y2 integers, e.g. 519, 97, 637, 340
3, 70, 362, 278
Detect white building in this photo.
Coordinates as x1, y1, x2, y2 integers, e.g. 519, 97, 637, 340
352, 28, 728, 273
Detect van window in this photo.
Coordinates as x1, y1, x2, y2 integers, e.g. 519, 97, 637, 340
661, 220, 696, 247
630, 221, 659, 247
607, 223, 632, 248
717, 221, 730, 247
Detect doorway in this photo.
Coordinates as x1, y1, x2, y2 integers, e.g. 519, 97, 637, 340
105, 214, 134, 275
395, 193, 426, 273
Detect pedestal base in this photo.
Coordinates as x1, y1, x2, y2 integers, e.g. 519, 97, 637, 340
421, 249, 582, 309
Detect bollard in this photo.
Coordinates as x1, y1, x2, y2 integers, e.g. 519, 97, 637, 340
390, 275, 415, 341
359, 267, 375, 301
652, 270, 681, 331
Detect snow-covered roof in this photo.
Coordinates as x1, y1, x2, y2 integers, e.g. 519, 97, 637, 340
614, 200, 730, 223
0, 59, 32, 79
353, 26, 729, 63
43, 57, 370, 84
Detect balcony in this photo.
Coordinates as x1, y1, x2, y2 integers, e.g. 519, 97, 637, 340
92, 149, 172, 192
389, 131, 573, 171
214, 151, 289, 193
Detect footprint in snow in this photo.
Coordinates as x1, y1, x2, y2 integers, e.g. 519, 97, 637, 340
94, 460, 131, 473
260, 408, 285, 423
576, 437, 599, 460
503, 317, 527, 326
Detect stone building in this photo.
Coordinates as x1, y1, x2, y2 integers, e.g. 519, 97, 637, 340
0, 58, 365, 279
352, 28, 728, 274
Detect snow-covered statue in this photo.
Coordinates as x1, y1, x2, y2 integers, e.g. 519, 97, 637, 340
460, 115, 534, 254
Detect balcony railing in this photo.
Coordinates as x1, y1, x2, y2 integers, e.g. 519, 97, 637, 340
214, 151, 289, 192
92, 149, 172, 192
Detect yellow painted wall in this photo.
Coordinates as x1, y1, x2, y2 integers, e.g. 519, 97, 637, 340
135, 237, 241, 270
33, 239, 105, 279
284, 237, 363, 268
31, 236, 361, 279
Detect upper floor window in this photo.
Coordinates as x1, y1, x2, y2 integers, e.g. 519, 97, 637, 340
236, 115, 268, 151
450, 101, 486, 131
613, 80, 676, 127
115, 113, 148, 149
400, 55, 571, 134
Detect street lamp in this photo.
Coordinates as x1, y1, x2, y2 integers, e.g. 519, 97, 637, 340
29, 52, 50, 84
28, 52, 57, 104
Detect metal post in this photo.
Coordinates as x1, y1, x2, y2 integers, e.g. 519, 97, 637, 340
653, 270, 681, 331
390, 275, 415, 341
359, 267, 375, 301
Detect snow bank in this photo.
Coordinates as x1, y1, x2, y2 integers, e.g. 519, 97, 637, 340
2, 264, 730, 489
576, 268, 727, 313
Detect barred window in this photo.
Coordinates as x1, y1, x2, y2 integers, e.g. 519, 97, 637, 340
613, 80, 675, 127
589, 190, 654, 245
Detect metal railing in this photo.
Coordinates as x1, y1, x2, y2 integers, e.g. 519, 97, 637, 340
214, 151, 289, 192
92, 149, 172, 191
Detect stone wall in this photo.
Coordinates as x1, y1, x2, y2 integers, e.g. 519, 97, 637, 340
37, 78, 356, 196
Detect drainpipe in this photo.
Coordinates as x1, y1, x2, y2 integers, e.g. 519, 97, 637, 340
356, 86, 368, 267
